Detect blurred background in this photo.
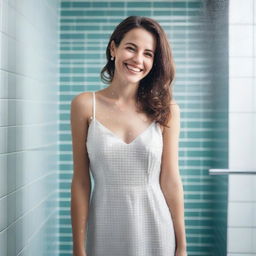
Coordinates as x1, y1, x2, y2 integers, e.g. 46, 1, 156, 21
0, 0, 255, 255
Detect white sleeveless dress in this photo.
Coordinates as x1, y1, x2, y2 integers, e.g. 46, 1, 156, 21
85, 91, 176, 256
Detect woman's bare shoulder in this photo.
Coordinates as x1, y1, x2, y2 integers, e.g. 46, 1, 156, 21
170, 98, 179, 106
71, 92, 93, 123
170, 99, 180, 115
71, 91, 92, 105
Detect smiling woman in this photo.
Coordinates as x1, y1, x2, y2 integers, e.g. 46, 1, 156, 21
70, 16, 187, 256
124, 42, 155, 69
108, 27, 157, 89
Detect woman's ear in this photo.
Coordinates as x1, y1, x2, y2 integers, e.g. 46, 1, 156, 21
110, 40, 116, 56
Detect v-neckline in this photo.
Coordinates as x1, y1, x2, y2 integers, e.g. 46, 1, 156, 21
90, 118, 156, 145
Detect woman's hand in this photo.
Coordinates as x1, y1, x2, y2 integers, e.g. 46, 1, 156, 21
175, 247, 187, 256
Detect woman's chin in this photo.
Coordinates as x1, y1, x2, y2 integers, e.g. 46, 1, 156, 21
124, 76, 142, 83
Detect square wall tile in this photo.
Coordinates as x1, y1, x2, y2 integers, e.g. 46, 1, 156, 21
228, 201, 255, 227
229, 175, 255, 201
229, 25, 253, 57
253, 79, 256, 112
229, 113, 256, 170
253, 228, 256, 252
229, 78, 253, 112
229, 0, 253, 24
229, 57, 253, 77
228, 227, 254, 253
0, 230, 7, 256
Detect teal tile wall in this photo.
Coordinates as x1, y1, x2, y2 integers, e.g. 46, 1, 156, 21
59, 1, 229, 255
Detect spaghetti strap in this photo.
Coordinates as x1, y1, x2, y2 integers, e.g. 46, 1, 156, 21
92, 92, 96, 120
89, 92, 96, 131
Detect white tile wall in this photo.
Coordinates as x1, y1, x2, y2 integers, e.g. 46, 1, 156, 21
229, 175, 256, 201
229, 25, 253, 57
229, 57, 254, 77
228, 202, 256, 227
229, 78, 253, 112
229, 114, 256, 170
0, 0, 59, 255
228, 0, 256, 254
229, 0, 253, 24
228, 227, 254, 252
228, 254, 256, 256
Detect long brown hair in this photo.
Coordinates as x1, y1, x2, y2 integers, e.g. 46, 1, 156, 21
100, 16, 176, 128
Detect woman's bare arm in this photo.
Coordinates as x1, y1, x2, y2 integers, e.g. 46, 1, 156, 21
70, 93, 91, 256
160, 102, 187, 255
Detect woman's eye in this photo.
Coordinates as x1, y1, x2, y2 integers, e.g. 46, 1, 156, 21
126, 47, 153, 57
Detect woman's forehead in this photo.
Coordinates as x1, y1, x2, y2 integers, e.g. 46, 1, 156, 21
122, 28, 156, 50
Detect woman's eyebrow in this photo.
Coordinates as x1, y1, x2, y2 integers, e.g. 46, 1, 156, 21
125, 42, 154, 53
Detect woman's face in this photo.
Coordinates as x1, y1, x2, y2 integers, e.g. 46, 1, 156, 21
110, 28, 156, 85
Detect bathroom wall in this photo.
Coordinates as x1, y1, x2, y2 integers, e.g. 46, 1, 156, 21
206, 1, 229, 255
0, 0, 59, 255
228, 0, 256, 255
59, 0, 228, 255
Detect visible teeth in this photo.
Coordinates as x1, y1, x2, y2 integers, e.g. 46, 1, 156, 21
126, 64, 141, 72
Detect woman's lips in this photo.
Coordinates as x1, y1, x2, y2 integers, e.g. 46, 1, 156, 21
124, 63, 143, 73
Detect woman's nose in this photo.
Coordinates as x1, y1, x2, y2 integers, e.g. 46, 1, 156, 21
132, 52, 143, 63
